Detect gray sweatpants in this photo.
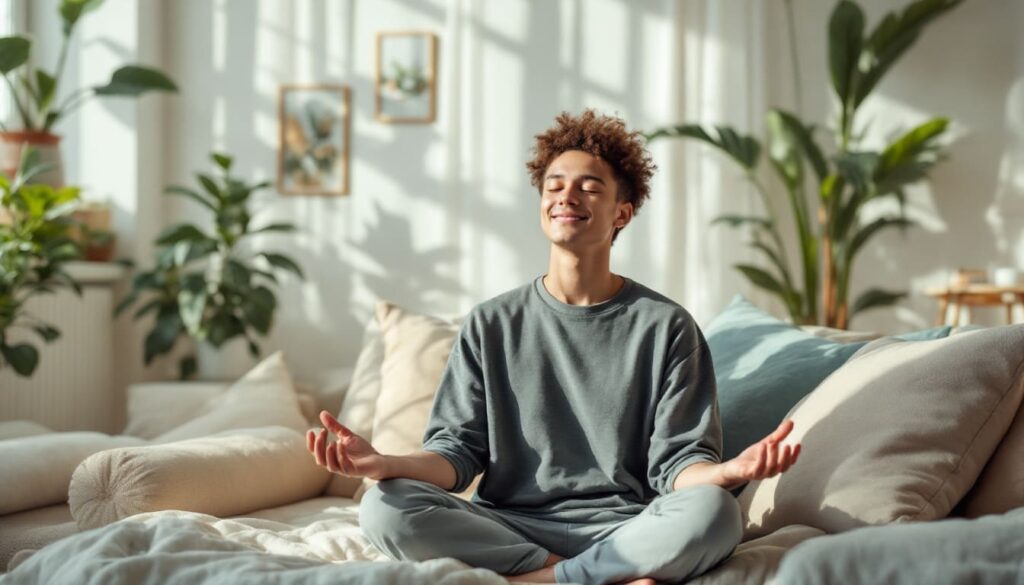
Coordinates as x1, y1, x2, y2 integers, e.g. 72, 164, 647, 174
359, 479, 742, 584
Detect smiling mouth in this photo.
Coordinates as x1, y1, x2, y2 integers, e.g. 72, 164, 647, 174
551, 215, 589, 222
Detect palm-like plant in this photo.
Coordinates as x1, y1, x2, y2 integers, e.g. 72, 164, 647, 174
0, 150, 82, 376
117, 153, 304, 379
647, 0, 962, 328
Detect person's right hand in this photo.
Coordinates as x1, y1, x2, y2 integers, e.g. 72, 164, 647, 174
306, 410, 389, 480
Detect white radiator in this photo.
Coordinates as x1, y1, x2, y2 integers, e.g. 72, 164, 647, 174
0, 262, 125, 433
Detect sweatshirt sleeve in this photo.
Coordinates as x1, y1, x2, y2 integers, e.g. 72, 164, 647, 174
421, 314, 489, 493
647, 320, 722, 496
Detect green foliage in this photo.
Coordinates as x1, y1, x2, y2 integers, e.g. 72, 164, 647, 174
646, 0, 962, 328
0, 0, 176, 133
117, 153, 304, 379
0, 148, 83, 377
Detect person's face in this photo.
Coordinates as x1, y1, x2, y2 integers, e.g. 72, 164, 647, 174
539, 150, 633, 250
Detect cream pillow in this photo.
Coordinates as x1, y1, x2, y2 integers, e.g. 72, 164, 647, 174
961, 402, 1024, 517
154, 352, 308, 443
327, 302, 467, 498
0, 432, 146, 515
69, 426, 331, 530
122, 382, 228, 439
324, 311, 386, 497
351, 301, 463, 501
738, 325, 1024, 538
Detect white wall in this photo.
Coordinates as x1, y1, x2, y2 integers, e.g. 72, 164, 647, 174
17, 0, 1023, 386
160, 0, 701, 382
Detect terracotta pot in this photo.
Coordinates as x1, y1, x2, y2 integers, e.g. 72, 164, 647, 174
0, 131, 64, 187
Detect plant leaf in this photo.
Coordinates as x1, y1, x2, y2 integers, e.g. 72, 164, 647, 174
155, 223, 210, 246
0, 343, 39, 377
261, 252, 305, 279
164, 185, 217, 211
32, 324, 61, 342
851, 287, 907, 316
645, 123, 760, 171
711, 215, 773, 229
828, 0, 865, 108
94, 65, 177, 96
250, 222, 297, 234
35, 69, 56, 113
0, 36, 31, 74
849, 216, 914, 259
211, 152, 233, 171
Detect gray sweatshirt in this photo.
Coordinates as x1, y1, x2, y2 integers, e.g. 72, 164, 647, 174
422, 274, 722, 522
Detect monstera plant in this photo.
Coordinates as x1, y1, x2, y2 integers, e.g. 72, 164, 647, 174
647, 0, 962, 329
0, 150, 82, 377
117, 153, 304, 379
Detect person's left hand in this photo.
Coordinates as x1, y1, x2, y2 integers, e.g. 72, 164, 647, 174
719, 419, 801, 488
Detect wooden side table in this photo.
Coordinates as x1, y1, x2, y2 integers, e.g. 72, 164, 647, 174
925, 285, 1024, 326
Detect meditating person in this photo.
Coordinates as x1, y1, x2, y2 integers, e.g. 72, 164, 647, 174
306, 110, 801, 585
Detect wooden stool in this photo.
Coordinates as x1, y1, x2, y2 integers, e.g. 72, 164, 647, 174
925, 285, 1024, 326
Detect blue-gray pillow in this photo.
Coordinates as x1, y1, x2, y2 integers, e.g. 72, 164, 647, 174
706, 295, 952, 462
705, 295, 868, 461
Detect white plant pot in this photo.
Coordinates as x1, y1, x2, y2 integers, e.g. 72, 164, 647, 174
196, 338, 256, 381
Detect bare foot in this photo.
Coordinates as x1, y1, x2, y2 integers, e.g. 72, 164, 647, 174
622, 579, 656, 585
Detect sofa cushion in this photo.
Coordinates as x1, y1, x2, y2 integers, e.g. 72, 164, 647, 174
738, 325, 1024, 538
773, 508, 1024, 584
69, 426, 331, 530
154, 352, 309, 443
0, 432, 145, 515
688, 525, 826, 585
706, 295, 870, 461
960, 400, 1024, 517
0, 504, 77, 572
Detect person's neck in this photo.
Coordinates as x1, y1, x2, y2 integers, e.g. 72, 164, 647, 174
543, 245, 623, 306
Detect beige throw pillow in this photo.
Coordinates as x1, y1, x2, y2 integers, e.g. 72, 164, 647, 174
352, 301, 463, 501
324, 310, 386, 497
154, 352, 308, 443
738, 325, 1024, 538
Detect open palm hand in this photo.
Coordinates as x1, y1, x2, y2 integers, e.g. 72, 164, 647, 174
719, 419, 801, 488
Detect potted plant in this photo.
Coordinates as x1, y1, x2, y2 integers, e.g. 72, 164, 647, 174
71, 200, 116, 262
0, 0, 177, 186
117, 152, 304, 380
0, 149, 83, 377
646, 0, 962, 329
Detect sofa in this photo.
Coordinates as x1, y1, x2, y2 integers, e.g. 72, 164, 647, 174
1, 297, 1022, 584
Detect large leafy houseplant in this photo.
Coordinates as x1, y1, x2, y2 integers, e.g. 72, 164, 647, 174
0, 149, 82, 377
117, 153, 305, 380
647, 0, 962, 329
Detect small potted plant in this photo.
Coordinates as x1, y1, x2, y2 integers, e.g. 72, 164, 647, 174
117, 152, 304, 380
71, 200, 116, 262
0, 0, 177, 186
0, 149, 83, 377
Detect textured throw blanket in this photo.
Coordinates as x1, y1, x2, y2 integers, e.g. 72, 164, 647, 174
0, 509, 507, 585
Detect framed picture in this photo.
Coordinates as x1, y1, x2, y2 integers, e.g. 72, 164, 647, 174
277, 84, 350, 196
375, 31, 438, 123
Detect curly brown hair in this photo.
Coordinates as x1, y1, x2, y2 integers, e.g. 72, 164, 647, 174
526, 110, 657, 244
